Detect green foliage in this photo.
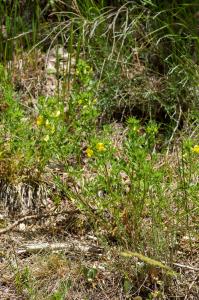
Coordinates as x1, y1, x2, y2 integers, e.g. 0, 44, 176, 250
1, 1, 199, 123
45, 1, 199, 123
0, 59, 99, 180
82, 266, 98, 282
1, 50, 199, 259
1, 2, 199, 297
15, 266, 36, 298
50, 279, 71, 300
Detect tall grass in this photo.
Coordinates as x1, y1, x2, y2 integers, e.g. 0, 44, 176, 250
25, 0, 199, 126
0, 0, 53, 61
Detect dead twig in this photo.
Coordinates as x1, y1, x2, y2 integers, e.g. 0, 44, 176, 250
0, 209, 79, 235
16, 241, 103, 256
173, 262, 199, 272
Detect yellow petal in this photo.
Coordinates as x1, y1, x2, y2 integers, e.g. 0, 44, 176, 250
86, 148, 94, 157
96, 142, 106, 152
192, 145, 199, 154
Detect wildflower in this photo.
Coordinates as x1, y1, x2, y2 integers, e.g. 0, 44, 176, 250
43, 135, 49, 142
96, 142, 106, 152
36, 115, 44, 126
86, 148, 94, 157
192, 144, 199, 154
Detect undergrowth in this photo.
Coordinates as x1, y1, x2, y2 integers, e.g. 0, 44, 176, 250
0, 1, 199, 299
1, 59, 199, 254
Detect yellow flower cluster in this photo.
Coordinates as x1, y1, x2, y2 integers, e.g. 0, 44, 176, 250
86, 148, 94, 157
192, 145, 199, 154
36, 111, 60, 126
36, 112, 60, 142
36, 115, 44, 126
85, 143, 106, 158
96, 142, 106, 152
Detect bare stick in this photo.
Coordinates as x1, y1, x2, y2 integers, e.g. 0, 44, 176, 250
16, 241, 103, 256
0, 209, 79, 235
173, 262, 199, 272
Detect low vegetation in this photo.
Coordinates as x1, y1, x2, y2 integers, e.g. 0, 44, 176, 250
0, 1, 199, 299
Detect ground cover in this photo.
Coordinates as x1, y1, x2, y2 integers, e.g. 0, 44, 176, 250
0, 1, 199, 299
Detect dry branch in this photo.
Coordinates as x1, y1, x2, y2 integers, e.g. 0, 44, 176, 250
173, 262, 199, 272
0, 209, 79, 235
16, 241, 103, 256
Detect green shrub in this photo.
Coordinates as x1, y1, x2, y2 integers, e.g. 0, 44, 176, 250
0, 59, 99, 180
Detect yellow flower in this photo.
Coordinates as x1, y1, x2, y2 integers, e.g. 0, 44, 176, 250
86, 148, 94, 157
96, 142, 106, 152
36, 115, 44, 126
192, 145, 199, 154
43, 135, 49, 142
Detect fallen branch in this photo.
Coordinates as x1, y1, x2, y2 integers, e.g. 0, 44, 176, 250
16, 241, 103, 256
173, 262, 199, 272
0, 209, 79, 235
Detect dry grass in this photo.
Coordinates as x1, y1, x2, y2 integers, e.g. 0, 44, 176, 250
0, 200, 199, 300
